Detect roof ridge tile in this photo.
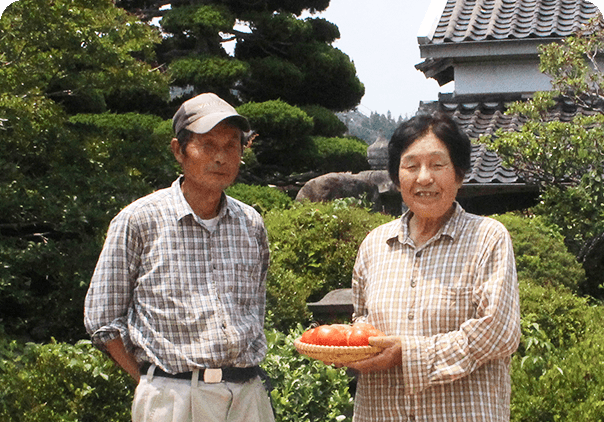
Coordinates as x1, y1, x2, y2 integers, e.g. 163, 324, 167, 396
427, 0, 599, 44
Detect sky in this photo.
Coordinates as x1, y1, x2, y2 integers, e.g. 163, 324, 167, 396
307, 0, 451, 119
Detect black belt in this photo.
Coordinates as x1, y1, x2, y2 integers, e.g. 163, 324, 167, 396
140, 362, 260, 383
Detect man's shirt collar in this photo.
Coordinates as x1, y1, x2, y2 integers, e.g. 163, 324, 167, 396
171, 176, 241, 222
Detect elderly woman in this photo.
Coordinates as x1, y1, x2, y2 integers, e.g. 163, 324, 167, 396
346, 112, 521, 421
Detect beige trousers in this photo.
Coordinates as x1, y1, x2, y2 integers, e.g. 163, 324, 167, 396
132, 365, 275, 422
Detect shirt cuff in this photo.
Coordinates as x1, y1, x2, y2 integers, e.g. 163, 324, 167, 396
91, 328, 120, 351
90, 318, 131, 352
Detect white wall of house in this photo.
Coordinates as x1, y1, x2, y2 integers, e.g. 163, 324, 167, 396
454, 59, 553, 96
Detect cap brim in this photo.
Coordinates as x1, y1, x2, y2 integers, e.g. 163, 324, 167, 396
186, 113, 250, 134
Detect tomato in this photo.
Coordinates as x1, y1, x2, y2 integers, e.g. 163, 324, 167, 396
335, 324, 352, 341
300, 324, 349, 346
313, 324, 349, 346
300, 323, 384, 346
347, 323, 385, 346
299, 327, 317, 344
348, 327, 371, 346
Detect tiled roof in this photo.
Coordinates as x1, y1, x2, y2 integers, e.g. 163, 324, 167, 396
426, 96, 602, 138
466, 143, 519, 183
429, 97, 602, 183
429, 0, 600, 45
367, 97, 602, 184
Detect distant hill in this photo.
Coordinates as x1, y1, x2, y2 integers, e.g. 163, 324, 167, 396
337, 109, 405, 144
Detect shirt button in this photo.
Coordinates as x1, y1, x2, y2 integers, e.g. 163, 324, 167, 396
410, 280, 417, 288
408, 313, 414, 320
416, 251, 422, 258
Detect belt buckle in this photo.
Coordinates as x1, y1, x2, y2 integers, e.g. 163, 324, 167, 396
204, 368, 222, 383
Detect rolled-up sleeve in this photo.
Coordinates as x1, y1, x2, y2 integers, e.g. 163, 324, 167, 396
84, 211, 141, 351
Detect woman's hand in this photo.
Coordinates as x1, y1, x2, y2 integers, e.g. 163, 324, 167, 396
344, 336, 402, 373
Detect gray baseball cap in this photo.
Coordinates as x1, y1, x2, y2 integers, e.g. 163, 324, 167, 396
172, 93, 250, 136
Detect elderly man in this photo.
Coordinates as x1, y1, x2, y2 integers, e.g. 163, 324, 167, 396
85, 93, 274, 422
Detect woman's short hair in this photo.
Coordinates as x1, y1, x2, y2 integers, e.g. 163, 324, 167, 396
387, 111, 472, 187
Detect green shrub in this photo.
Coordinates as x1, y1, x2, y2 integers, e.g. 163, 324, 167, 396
535, 180, 604, 297
0, 113, 177, 343
493, 213, 585, 292
0, 237, 99, 342
244, 57, 306, 106
0, 338, 135, 422
225, 183, 293, 214
237, 100, 314, 169
68, 112, 177, 199
0, 328, 354, 422
517, 281, 589, 350
160, 4, 234, 36
510, 302, 604, 421
301, 136, 370, 174
262, 326, 354, 422
535, 183, 604, 254
264, 200, 394, 330
492, 213, 588, 350
301, 105, 348, 137
493, 213, 604, 421
169, 56, 249, 89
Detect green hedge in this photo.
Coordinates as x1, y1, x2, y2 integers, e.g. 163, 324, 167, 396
0, 113, 177, 343
263, 200, 394, 330
0, 337, 135, 422
301, 136, 370, 174
493, 213, 585, 292
510, 287, 604, 421
263, 326, 353, 422
3, 206, 604, 422
237, 100, 314, 170
225, 183, 293, 215
492, 213, 604, 421
0, 327, 353, 422
301, 105, 348, 138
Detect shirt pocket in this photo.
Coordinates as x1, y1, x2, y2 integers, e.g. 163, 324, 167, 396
421, 286, 475, 334
223, 262, 259, 307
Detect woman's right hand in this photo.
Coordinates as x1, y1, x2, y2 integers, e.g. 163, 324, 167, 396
344, 336, 402, 374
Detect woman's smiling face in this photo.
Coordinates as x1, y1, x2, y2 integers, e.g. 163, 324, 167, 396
398, 130, 463, 221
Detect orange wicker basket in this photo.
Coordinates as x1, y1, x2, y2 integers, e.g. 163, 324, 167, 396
294, 338, 383, 364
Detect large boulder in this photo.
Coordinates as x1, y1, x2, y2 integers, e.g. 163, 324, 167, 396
295, 171, 400, 213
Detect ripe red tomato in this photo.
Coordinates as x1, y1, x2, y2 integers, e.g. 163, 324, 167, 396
313, 324, 348, 346
300, 327, 317, 344
300, 323, 384, 347
347, 323, 385, 346
335, 324, 352, 341
348, 327, 371, 346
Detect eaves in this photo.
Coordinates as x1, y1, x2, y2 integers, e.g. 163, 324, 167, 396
418, 36, 565, 60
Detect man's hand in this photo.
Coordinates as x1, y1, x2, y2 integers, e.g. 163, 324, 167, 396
344, 336, 402, 374
106, 338, 141, 382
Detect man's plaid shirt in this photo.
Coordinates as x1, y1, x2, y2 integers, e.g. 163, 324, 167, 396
84, 177, 269, 374
352, 203, 521, 421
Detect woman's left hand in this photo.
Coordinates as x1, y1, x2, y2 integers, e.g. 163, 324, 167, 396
343, 336, 402, 373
